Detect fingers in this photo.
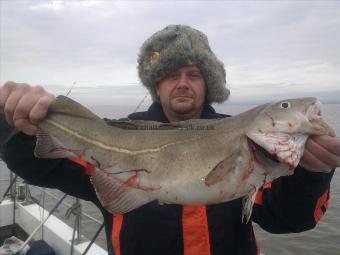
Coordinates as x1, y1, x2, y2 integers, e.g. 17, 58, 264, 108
0, 81, 20, 113
0, 81, 55, 135
300, 146, 333, 173
307, 136, 340, 165
14, 119, 38, 136
14, 87, 55, 125
4, 83, 30, 125
300, 135, 340, 172
311, 135, 340, 157
29, 94, 55, 124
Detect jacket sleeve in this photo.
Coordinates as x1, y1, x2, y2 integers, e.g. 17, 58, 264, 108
252, 165, 334, 233
0, 132, 99, 203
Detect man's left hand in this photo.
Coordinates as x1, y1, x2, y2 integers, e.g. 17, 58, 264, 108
300, 135, 340, 173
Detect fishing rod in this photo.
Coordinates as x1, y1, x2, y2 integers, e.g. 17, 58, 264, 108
15, 193, 68, 255
66, 81, 77, 97
133, 91, 148, 113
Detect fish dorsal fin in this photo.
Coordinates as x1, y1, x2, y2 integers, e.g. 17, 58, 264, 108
34, 130, 80, 158
49, 95, 101, 120
105, 118, 222, 130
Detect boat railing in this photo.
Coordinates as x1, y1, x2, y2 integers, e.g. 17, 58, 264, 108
32, 186, 103, 225
0, 169, 106, 254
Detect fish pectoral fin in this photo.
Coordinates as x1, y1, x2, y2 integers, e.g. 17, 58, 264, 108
204, 151, 241, 186
91, 168, 153, 213
34, 130, 80, 158
242, 188, 257, 223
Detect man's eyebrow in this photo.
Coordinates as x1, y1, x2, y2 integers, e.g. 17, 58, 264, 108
168, 71, 179, 76
189, 70, 202, 74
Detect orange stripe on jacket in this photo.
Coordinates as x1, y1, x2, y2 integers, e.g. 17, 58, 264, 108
182, 205, 211, 255
112, 213, 123, 255
314, 189, 330, 223
256, 241, 261, 255
68, 158, 94, 175
254, 183, 272, 206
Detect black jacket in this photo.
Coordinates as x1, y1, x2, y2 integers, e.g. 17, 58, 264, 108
1, 102, 334, 255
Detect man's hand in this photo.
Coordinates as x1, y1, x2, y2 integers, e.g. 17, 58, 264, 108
0, 81, 55, 136
300, 135, 340, 173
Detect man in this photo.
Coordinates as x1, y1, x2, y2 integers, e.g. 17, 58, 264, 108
0, 25, 339, 255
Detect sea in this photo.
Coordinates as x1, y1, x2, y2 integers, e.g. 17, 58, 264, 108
0, 103, 339, 255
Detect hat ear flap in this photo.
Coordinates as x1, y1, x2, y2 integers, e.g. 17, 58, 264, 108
155, 85, 160, 97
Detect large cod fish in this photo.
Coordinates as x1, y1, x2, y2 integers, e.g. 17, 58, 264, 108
0, 96, 335, 220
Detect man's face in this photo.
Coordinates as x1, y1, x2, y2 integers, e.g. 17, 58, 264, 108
156, 65, 206, 121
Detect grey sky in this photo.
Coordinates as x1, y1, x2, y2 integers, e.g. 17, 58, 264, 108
1, 0, 339, 105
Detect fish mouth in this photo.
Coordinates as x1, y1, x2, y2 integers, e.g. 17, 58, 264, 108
306, 100, 335, 136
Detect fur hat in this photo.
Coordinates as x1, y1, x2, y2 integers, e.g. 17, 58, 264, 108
137, 24, 230, 103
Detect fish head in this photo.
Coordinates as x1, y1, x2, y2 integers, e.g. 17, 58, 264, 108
245, 97, 335, 178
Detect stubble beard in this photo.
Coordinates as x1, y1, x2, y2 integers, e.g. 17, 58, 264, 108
169, 98, 197, 116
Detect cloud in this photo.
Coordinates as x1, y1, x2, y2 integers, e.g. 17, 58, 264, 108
1, 1, 339, 104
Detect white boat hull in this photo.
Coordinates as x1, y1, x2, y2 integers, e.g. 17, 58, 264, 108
0, 199, 106, 255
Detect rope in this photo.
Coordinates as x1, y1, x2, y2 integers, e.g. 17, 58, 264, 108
82, 223, 105, 255
70, 216, 77, 255
67, 198, 82, 255
15, 193, 68, 254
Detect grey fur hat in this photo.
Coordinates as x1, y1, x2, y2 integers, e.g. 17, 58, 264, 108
137, 24, 230, 103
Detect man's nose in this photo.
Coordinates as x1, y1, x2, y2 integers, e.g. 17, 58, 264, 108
176, 74, 190, 89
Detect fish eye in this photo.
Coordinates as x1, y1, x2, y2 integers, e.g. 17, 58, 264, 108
280, 101, 291, 109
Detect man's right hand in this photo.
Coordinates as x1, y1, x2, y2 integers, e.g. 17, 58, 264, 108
0, 81, 55, 136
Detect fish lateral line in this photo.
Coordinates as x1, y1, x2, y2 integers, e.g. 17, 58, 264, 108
44, 119, 218, 156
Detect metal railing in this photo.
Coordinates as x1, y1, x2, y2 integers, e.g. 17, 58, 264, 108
0, 166, 106, 254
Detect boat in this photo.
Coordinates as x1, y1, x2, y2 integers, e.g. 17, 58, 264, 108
0, 163, 107, 255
